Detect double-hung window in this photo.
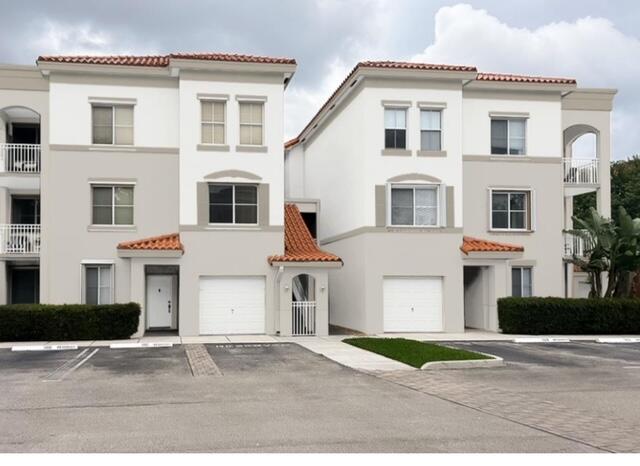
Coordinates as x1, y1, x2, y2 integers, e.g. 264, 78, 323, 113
92, 105, 134, 145
384, 108, 406, 149
201, 100, 226, 144
491, 190, 530, 230
491, 118, 526, 155
511, 267, 532, 297
239, 102, 264, 145
390, 185, 439, 226
92, 185, 134, 225
84, 264, 113, 305
209, 184, 258, 225
420, 110, 442, 151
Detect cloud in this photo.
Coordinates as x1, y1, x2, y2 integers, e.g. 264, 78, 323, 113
411, 4, 640, 159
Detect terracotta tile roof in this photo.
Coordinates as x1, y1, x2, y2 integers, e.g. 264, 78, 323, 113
284, 137, 299, 149
268, 204, 342, 264
359, 60, 477, 72
461, 236, 524, 255
117, 233, 183, 251
37, 52, 296, 67
477, 72, 576, 85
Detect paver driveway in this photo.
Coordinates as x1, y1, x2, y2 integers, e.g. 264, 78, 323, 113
0, 341, 603, 453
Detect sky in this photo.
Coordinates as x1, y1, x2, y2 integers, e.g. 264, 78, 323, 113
1, 0, 638, 159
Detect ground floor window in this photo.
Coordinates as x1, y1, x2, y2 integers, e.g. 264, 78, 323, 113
511, 266, 532, 297
84, 264, 113, 305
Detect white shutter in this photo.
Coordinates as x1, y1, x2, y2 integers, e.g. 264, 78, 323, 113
439, 183, 447, 227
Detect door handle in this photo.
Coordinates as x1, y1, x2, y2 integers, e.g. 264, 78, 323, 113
168, 300, 172, 313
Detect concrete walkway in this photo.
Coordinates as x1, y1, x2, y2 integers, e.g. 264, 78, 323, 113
277, 336, 414, 372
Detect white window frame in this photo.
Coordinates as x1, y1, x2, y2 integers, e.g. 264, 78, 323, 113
511, 266, 533, 297
81, 263, 115, 305
208, 183, 259, 226
420, 109, 443, 151
238, 101, 265, 146
91, 184, 135, 226
200, 99, 227, 145
384, 107, 408, 150
490, 118, 527, 155
91, 104, 134, 146
387, 183, 441, 228
489, 188, 533, 232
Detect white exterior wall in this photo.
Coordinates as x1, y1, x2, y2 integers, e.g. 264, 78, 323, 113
303, 89, 366, 239
362, 85, 464, 228
178, 78, 285, 226
463, 94, 562, 156
48, 80, 179, 147
284, 145, 305, 198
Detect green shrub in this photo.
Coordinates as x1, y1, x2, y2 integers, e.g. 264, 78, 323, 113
0, 303, 140, 341
498, 297, 640, 334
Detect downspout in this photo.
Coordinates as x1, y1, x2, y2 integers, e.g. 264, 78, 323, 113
274, 265, 284, 335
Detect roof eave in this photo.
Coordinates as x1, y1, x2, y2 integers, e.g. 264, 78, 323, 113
118, 249, 184, 258
36, 61, 171, 77
168, 58, 297, 77
269, 260, 343, 268
465, 80, 577, 93
461, 250, 524, 259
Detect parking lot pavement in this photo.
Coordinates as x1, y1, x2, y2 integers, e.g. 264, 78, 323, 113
380, 341, 640, 453
0, 342, 603, 453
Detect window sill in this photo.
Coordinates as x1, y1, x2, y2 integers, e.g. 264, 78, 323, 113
88, 225, 137, 232
417, 150, 447, 157
381, 149, 411, 156
488, 229, 534, 234
197, 144, 230, 152
205, 224, 260, 231
236, 145, 268, 153
89, 145, 136, 152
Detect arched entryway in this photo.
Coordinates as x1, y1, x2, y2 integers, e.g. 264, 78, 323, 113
563, 124, 599, 185
292, 273, 316, 335
0, 106, 41, 173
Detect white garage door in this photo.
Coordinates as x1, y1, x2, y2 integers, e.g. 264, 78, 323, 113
383, 277, 443, 332
199, 276, 265, 335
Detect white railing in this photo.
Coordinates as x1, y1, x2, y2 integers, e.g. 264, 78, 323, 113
292, 301, 316, 336
563, 158, 599, 185
0, 224, 41, 254
564, 231, 588, 257
0, 144, 41, 173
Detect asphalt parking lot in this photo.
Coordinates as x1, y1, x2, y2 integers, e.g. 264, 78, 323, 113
1, 340, 639, 452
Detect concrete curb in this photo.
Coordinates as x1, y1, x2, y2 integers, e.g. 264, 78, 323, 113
421, 353, 504, 370
110, 342, 173, 349
11, 344, 78, 352
513, 337, 571, 343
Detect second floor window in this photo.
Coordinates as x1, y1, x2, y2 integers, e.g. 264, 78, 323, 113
239, 102, 263, 145
390, 185, 439, 226
92, 105, 133, 145
92, 185, 134, 225
209, 184, 258, 224
491, 118, 525, 155
420, 110, 442, 151
491, 190, 530, 230
201, 100, 226, 144
384, 108, 406, 149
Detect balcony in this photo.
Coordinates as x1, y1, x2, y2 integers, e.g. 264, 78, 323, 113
0, 144, 41, 174
0, 224, 41, 255
563, 158, 599, 185
564, 231, 588, 258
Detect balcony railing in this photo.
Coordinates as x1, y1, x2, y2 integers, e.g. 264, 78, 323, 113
0, 224, 41, 254
563, 158, 599, 185
564, 231, 588, 258
0, 144, 41, 173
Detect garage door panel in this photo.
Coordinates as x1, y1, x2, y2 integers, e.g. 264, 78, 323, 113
383, 277, 443, 332
199, 276, 265, 335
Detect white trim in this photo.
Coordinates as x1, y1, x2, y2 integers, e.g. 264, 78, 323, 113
235, 94, 268, 102
88, 97, 137, 105
489, 111, 530, 119
88, 180, 136, 185
81, 259, 116, 265
417, 101, 447, 109
197, 93, 229, 101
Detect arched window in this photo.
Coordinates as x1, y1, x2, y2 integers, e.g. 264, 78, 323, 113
292, 274, 316, 302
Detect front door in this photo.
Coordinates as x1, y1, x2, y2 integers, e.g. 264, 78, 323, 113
147, 275, 174, 329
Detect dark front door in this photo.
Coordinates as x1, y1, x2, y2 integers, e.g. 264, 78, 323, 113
10, 268, 39, 304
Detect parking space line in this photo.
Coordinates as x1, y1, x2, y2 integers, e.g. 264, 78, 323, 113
43, 348, 99, 382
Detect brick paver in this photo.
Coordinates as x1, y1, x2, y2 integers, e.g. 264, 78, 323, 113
379, 370, 640, 453
185, 344, 222, 377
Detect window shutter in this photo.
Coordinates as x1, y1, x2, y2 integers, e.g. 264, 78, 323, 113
439, 184, 447, 227
446, 185, 455, 228
530, 189, 537, 231
258, 184, 270, 226
375, 185, 386, 227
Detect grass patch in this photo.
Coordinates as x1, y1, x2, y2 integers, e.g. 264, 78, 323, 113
343, 337, 491, 368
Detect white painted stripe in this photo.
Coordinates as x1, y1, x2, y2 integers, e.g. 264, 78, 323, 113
12, 344, 78, 352
513, 337, 571, 343
110, 342, 173, 349
58, 348, 99, 380
42, 348, 90, 381
597, 337, 640, 344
